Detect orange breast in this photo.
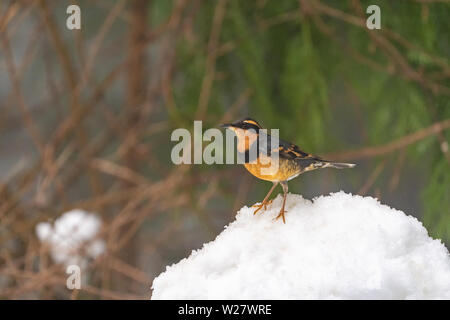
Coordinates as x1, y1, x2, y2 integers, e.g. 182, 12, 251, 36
244, 155, 302, 182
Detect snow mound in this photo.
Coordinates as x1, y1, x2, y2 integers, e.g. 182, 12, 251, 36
36, 209, 105, 268
151, 192, 450, 299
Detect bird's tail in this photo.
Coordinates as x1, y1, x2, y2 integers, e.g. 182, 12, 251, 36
323, 161, 356, 169
298, 158, 356, 170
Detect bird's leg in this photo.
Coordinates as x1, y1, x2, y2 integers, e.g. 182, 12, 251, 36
253, 182, 278, 215
275, 181, 288, 223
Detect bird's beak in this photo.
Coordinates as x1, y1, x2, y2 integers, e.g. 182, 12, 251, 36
220, 123, 232, 128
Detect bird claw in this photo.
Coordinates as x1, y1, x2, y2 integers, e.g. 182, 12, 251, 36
274, 209, 286, 223
252, 199, 273, 215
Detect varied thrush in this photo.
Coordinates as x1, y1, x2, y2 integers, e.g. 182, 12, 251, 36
221, 118, 355, 223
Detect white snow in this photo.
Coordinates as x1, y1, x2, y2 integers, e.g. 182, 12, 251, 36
36, 209, 105, 268
151, 192, 450, 299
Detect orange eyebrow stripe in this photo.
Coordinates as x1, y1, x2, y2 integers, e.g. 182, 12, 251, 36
243, 120, 260, 127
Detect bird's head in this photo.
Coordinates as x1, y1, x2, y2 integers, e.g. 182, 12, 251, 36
220, 118, 262, 152
220, 118, 262, 131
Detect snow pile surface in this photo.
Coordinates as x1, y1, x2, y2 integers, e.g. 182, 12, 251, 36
36, 209, 105, 268
152, 192, 450, 299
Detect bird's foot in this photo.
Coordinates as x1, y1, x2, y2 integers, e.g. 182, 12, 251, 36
252, 199, 273, 215
275, 208, 286, 223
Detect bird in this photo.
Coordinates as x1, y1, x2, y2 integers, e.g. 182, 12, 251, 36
221, 118, 355, 223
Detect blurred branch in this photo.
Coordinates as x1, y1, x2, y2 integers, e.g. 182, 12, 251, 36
91, 158, 150, 186
196, 0, 228, 119
1, 28, 44, 152
358, 160, 386, 196
306, 0, 450, 95
326, 118, 450, 161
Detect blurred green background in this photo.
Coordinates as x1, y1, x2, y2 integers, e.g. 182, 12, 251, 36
0, 0, 449, 299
